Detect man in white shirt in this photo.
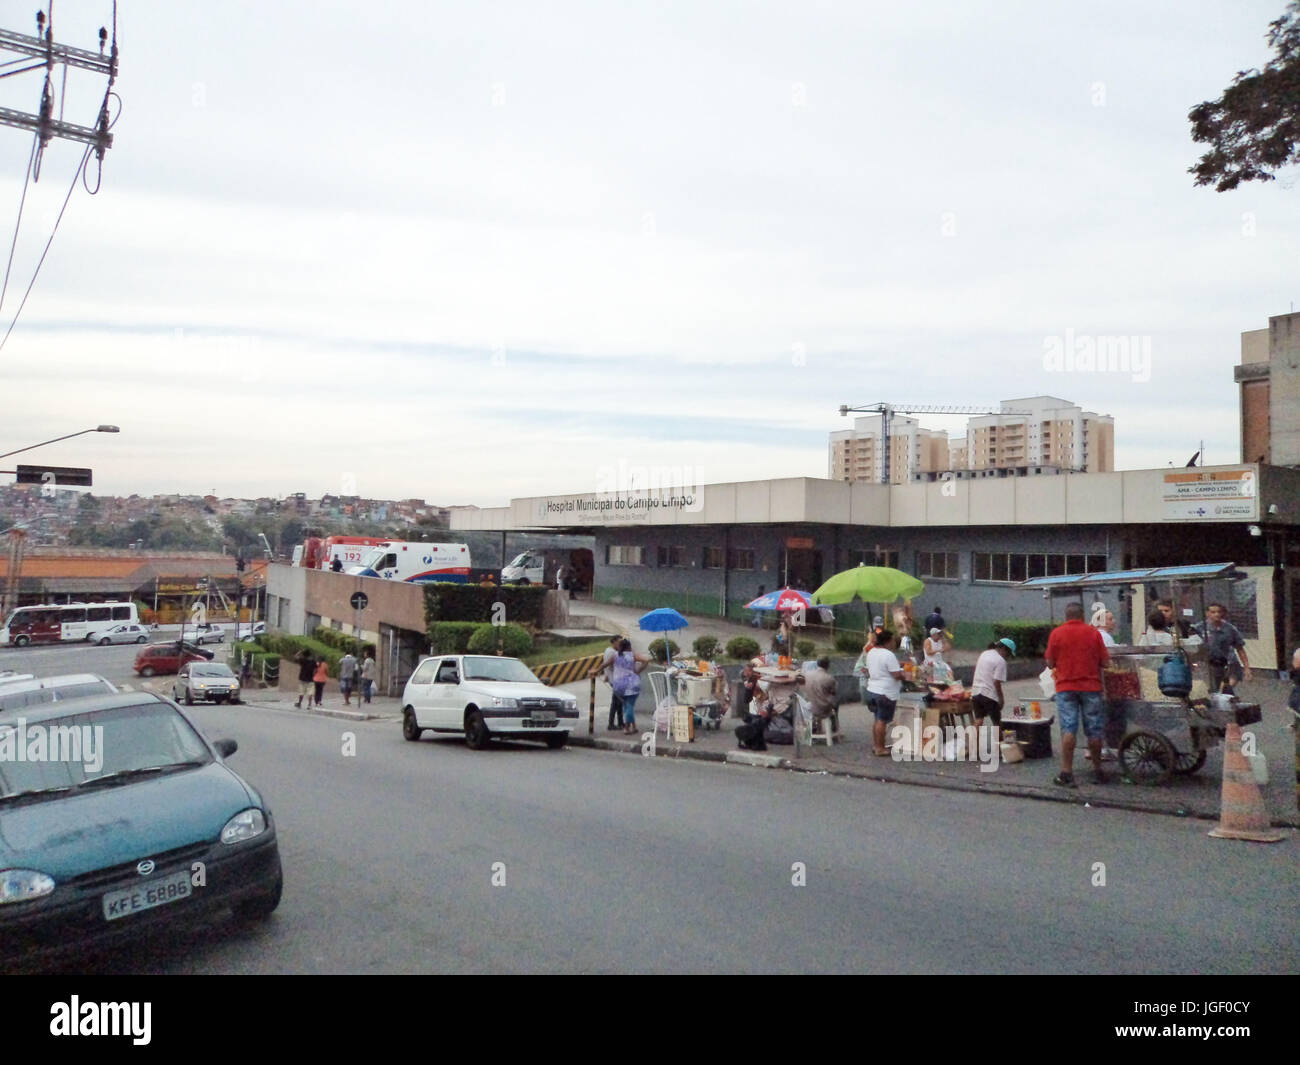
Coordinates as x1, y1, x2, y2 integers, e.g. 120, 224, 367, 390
971, 638, 1014, 729
588, 635, 625, 730
865, 630, 904, 756
1096, 611, 1118, 647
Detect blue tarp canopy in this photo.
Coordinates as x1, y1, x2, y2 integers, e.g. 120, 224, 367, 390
1018, 562, 1245, 592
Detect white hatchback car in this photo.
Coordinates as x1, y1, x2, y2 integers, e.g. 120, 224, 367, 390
400, 654, 579, 749
188, 624, 227, 645
85, 623, 150, 646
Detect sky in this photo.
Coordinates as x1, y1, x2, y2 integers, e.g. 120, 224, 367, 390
0, 0, 1297, 506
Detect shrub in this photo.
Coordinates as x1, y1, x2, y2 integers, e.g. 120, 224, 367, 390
311, 626, 374, 656
990, 621, 1054, 658
835, 631, 867, 654
795, 639, 816, 658
261, 633, 343, 676
465, 623, 533, 658
423, 584, 548, 627
648, 637, 680, 662
725, 636, 761, 661
691, 635, 720, 660
430, 621, 485, 655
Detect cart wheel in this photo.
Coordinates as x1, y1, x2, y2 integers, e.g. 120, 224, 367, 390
1173, 747, 1208, 775
1119, 730, 1176, 785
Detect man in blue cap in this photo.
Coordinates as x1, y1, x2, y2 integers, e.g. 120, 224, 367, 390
971, 637, 1015, 731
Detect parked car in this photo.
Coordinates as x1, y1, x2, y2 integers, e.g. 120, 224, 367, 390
85, 623, 150, 646
400, 654, 579, 750
172, 662, 241, 705
133, 642, 213, 677
0, 673, 116, 712
0, 690, 282, 967
236, 622, 266, 641
187, 623, 227, 645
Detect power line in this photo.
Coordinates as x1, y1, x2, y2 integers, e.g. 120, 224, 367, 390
0, 137, 36, 316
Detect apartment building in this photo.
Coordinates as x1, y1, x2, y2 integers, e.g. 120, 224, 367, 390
828, 414, 950, 484
961, 396, 1113, 474
1235, 310, 1300, 467
829, 397, 1114, 483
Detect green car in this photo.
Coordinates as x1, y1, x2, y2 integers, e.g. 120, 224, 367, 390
0, 691, 282, 968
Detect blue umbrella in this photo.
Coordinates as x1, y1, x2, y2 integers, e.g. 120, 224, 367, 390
637, 608, 690, 662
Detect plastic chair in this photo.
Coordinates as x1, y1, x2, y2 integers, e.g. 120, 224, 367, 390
793, 694, 833, 747
646, 671, 679, 739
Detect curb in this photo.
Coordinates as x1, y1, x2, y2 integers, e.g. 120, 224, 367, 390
242, 697, 384, 722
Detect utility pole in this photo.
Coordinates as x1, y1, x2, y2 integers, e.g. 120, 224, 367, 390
0, 6, 119, 173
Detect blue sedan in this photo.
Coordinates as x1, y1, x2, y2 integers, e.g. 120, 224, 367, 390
0, 691, 282, 968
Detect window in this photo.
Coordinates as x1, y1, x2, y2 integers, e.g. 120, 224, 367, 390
727, 548, 755, 570
1086, 555, 1107, 573
656, 545, 686, 567
916, 551, 959, 580
63, 608, 87, 623
435, 660, 460, 684
410, 659, 437, 684
606, 545, 643, 566
703, 547, 725, 570
86, 606, 110, 622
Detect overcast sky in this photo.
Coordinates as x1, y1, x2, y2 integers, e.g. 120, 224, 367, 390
0, 0, 1296, 505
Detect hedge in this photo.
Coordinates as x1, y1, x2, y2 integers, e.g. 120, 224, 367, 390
424, 584, 548, 627
725, 636, 761, 661
834, 631, 866, 654
990, 621, 1054, 658
431, 622, 486, 655
465, 623, 533, 657
648, 637, 680, 662
312, 626, 376, 656
260, 633, 346, 676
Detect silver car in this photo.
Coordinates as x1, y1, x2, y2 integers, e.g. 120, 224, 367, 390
85, 623, 150, 646
172, 662, 241, 705
188, 624, 227, 645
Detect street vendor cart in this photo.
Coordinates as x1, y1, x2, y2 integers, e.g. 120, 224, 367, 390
1018, 563, 1262, 785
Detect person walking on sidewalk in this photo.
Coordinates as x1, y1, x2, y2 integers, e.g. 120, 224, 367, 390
312, 658, 329, 707
295, 650, 314, 709
339, 651, 358, 706
1045, 602, 1110, 787
589, 635, 625, 730
360, 650, 376, 704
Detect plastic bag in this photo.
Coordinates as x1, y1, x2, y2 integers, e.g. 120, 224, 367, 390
1038, 667, 1056, 699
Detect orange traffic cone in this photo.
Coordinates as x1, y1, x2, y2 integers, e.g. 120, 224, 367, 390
1209, 723, 1286, 842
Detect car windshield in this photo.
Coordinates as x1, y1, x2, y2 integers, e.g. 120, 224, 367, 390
461, 657, 540, 683
507, 552, 531, 568
358, 547, 388, 569
0, 701, 212, 799
191, 664, 234, 678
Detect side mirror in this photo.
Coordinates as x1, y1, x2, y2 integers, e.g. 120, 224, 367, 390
213, 738, 238, 758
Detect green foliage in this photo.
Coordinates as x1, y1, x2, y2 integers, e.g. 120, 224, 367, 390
1188, 3, 1300, 191
795, 639, 816, 658
648, 637, 679, 662
990, 621, 1054, 658
725, 636, 761, 661
691, 635, 720, 659
260, 633, 343, 675
311, 626, 375, 656
423, 584, 547, 628
430, 622, 485, 655
835, 631, 866, 654
465, 623, 533, 657
233, 641, 280, 679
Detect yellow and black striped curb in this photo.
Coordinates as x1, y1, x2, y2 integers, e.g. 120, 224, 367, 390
534, 654, 605, 687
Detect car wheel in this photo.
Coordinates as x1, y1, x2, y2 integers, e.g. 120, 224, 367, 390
98, 637, 111, 646
544, 733, 567, 749
464, 708, 490, 750
402, 707, 423, 741
14, 635, 29, 647
136, 635, 147, 643
231, 869, 282, 921
140, 666, 155, 677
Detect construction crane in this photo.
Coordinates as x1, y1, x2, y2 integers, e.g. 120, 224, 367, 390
837, 402, 1034, 485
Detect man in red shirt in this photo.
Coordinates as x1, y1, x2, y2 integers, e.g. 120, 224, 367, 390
1045, 602, 1110, 787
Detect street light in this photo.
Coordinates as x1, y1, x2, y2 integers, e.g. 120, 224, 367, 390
0, 425, 120, 461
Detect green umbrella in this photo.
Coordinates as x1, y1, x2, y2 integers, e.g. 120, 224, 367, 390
811, 565, 924, 607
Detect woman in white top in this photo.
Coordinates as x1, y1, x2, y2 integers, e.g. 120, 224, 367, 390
1138, 610, 1174, 647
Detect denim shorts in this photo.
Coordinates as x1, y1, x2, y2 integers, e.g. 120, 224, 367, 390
1056, 689, 1105, 739
867, 693, 897, 723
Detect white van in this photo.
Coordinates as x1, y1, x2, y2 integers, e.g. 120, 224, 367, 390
346, 541, 472, 583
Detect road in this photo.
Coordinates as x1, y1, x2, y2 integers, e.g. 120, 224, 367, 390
5, 641, 1297, 974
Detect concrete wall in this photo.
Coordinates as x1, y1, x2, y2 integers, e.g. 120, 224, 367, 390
1269, 312, 1300, 467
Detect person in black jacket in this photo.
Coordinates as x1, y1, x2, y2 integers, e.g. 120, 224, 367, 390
294, 650, 315, 709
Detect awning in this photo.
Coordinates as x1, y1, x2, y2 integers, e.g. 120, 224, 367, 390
1018, 562, 1245, 592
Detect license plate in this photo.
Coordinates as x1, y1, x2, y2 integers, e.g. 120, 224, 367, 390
529, 711, 557, 724
102, 869, 193, 921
